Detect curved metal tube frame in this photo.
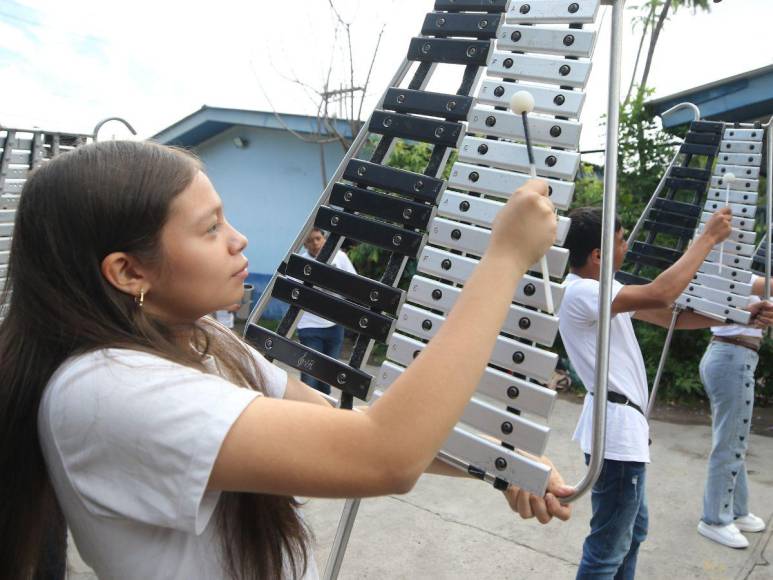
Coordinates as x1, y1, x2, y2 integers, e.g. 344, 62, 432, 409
561, 0, 626, 504
92, 117, 137, 141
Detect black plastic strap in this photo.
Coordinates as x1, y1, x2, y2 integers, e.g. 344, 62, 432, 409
315, 206, 425, 257
245, 325, 372, 400
383, 88, 474, 122
342, 160, 445, 204
369, 111, 464, 148
329, 183, 434, 230
285, 254, 404, 316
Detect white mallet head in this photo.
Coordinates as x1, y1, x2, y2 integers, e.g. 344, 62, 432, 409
509, 90, 535, 115
723, 172, 736, 183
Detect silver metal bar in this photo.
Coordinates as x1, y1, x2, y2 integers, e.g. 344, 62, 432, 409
564, 0, 626, 504
645, 307, 680, 418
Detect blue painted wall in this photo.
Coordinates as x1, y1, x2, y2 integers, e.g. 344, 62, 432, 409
193, 124, 346, 276
648, 67, 773, 128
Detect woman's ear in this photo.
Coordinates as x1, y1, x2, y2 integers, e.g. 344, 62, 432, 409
101, 252, 151, 298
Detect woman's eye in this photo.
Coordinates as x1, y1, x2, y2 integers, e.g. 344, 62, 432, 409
207, 222, 221, 234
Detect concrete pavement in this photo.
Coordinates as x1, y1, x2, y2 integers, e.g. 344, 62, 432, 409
66, 395, 773, 579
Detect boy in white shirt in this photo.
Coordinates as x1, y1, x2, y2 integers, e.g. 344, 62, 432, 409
559, 206, 773, 579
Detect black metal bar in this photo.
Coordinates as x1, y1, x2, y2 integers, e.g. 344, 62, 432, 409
245, 325, 372, 400
369, 111, 464, 148
342, 160, 445, 204
433, 0, 509, 12
286, 254, 404, 316
407, 38, 491, 66
631, 241, 683, 266
641, 219, 695, 240
421, 12, 501, 39
615, 271, 651, 285
329, 184, 434, 230
314, 207, 424, 257
272, 277, 395, 343
652, 198, 702, 218
670, 166, 712, 181
679, 142, 719, 157
382, 88, 474, 122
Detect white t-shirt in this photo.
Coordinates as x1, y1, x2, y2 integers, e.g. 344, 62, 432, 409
559, 274, 650, 462
712, 276, 763, 338
296, 249, 357, 330
38, 347, 319, 580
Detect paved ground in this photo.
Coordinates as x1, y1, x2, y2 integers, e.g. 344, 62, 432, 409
66, 384, 773, 579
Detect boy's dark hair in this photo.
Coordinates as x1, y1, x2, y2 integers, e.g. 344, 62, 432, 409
564, 207, 622, 269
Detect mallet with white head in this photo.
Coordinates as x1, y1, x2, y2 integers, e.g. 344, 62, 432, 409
718, 172, 735, 274
510, 90, 554, 314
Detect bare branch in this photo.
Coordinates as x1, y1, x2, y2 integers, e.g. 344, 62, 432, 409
624, 2, 656, 104
326, 0, 349, 27
248, 61, 340, 145
356, 24, 386, 123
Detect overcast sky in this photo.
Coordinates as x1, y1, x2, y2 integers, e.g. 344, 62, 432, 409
1, 0, 771, 152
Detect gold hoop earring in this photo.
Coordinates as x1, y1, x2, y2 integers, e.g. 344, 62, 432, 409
135, 288, 145, 308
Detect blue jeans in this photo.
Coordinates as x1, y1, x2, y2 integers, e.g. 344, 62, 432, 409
577, 455, 648, 580
297, 325, 345, 395
699, 341, 758, 526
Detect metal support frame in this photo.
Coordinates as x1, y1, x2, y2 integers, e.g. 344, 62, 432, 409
644, 114, 773, 417
562, 0, 626, 504
244, 0, 626, 574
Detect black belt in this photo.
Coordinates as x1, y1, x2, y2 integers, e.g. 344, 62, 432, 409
590, 391, 646, 417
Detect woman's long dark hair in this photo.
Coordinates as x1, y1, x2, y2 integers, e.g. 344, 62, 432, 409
0, 141, 310, 579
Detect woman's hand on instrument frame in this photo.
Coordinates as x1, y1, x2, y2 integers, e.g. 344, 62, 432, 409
503, 455, 573, 524
748, 300, 773, 329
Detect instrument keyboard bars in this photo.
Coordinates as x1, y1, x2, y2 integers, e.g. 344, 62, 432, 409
240, 2, 626, 576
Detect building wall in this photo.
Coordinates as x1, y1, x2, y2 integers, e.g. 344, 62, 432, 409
194, 124, 347, 276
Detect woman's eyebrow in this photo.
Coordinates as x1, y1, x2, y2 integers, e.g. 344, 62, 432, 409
193, 204, 222, 225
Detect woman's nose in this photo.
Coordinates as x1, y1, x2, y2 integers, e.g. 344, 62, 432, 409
228, 224, 248, 254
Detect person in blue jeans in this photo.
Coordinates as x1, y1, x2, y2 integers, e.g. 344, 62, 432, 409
296, 228, 357, 394
697, 276, 769, 549
560, 207, 772, 579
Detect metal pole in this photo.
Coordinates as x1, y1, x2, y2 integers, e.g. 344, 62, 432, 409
323, 499, 361, 580
564, 0, 626, 503
645, 307, 681, 418
766, 121, 772, 301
